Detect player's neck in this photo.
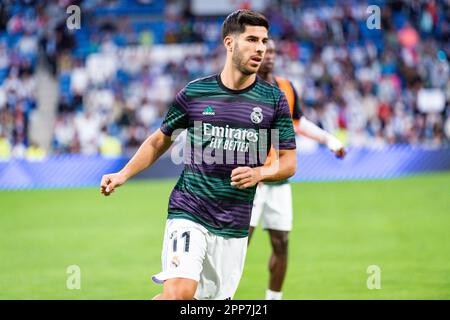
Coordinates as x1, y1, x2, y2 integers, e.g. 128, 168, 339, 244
258, 71, 274, 84
220, 65, 257, 91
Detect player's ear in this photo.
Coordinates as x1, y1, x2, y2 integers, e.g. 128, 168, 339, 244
223, 35, 234, 53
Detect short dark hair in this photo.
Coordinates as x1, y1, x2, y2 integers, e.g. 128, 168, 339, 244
222, 9, 269, 39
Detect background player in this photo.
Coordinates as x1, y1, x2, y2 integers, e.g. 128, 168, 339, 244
248, 39, 346, 300
100, 10, 297, 300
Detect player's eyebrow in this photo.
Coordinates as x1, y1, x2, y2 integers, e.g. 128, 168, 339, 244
246, 35, 269, 42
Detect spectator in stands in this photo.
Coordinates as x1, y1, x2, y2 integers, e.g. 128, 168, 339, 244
74, 110, 101, 155
26, 140, 46, 161
0, 131, 11, 161
53, 113, 77, 154
99, 126, 122, 158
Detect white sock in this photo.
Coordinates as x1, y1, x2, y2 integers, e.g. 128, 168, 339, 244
265, 289, 282, 300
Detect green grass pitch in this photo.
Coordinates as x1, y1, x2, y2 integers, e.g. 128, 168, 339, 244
1, 172, 449, 299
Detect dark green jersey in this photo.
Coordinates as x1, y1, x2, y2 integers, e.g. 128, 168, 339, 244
160, 74, 296, 238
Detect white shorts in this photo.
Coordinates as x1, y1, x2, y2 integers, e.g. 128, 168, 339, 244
152, 218, 248, 300
250, 183, 293, 231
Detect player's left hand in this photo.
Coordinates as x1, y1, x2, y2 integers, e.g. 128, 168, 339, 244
230, 166, 262, 189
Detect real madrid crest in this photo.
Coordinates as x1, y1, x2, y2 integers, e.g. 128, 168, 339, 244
250, 107, 263, 124
171, 256, 180, 268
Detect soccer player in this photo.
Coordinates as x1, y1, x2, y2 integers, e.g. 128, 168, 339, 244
100, 10, 297, 300
248, 39, 346, 300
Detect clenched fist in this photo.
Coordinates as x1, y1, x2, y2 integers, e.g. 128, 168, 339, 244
230, 167, 262, 189
100, 172, 127, 196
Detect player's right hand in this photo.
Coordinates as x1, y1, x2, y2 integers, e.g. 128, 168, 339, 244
100, 172, 127, 196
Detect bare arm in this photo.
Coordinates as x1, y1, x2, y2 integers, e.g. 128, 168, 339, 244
258, 148, 297, 182
230, 148, 297, 189
297, 116, 346, 158
100, 129, 173, 196
119, 129, 173, 179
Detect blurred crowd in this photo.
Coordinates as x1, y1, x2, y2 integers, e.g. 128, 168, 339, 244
0, 0, 39, 160
0, 0, 77, 160
0, 0, 449, 160
267, 0, 450, 148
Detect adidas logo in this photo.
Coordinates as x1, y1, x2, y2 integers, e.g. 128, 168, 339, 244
202, 106, 215, 115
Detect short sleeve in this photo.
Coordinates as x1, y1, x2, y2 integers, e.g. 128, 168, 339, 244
160, 89, 189, 136
272, 93, 296, 150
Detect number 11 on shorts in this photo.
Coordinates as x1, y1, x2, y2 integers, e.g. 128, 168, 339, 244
172, 231, 191, 253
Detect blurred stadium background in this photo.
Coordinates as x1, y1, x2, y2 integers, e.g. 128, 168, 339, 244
0, 0, 449, 299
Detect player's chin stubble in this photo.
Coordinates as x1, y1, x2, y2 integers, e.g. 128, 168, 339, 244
232, 45, 256, 76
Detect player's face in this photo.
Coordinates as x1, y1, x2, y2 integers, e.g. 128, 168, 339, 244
231, 26, 268, 75
259, 39, 276, 74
